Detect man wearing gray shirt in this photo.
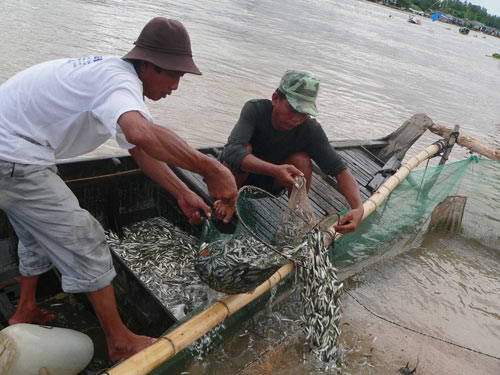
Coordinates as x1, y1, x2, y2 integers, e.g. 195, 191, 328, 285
217, 70, 363, 234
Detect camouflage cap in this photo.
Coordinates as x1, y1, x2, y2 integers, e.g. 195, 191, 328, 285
278, 70, 319, 116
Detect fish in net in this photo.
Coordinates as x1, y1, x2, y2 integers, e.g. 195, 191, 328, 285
194, 176, 344, 365
195, 177, 316, 294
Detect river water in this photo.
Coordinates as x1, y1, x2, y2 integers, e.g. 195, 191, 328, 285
1, 0, 499, 374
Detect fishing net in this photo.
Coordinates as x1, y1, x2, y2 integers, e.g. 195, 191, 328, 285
332, 157, 500, 265
195, 177, 320, 294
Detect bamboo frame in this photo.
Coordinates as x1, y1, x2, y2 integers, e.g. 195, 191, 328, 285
429, 123, 500, 160
108, 143, 442, 375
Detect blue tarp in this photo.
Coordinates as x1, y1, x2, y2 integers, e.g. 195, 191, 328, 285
432, 12, 442, 21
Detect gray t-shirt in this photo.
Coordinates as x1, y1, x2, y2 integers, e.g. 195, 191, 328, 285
220, 99, 346, 176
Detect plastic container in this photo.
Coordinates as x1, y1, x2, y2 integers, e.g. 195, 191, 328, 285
0, 323, 94, 375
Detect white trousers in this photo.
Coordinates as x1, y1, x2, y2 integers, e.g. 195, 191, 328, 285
0, 160, 115, 293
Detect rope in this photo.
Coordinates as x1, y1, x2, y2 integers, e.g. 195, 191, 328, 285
415, 157, 431, 201
345, 291, 500, 361
233, 333, 291, 375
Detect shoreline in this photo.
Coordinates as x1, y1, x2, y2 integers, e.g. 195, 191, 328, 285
368, 0, 500, 38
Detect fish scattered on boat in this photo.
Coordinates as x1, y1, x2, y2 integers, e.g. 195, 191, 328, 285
107, 217, 220, 317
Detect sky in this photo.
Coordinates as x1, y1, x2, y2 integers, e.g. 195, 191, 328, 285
469, 0, 500, 16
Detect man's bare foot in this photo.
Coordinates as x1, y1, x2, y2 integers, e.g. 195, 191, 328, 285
108, 334, 157, 362
214, 200, 234, 224
9, 306, 55, 325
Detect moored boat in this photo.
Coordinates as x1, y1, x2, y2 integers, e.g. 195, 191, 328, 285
408, 15, 422, 25
459, 27, 470, 35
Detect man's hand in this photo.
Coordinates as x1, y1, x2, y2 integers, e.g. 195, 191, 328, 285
213, 200, 234, 224
177, 190, 211, 225
129, 146, 214, 225
204, 162, 238, 208
274, 164, 303, 191
334, 207, 364, 234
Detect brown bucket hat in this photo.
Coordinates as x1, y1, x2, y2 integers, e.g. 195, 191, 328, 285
123, 17, 202, 75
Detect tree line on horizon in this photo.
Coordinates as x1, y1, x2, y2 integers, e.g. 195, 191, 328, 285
396, 0, 500, 30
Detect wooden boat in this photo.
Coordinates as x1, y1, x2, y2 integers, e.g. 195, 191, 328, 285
459, 27, 470, 35
0, 114, 433, 372
408, 15, 422, 25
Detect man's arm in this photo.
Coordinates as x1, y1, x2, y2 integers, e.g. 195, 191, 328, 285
334, 169, 364, 234
219, 101, 258, 173
129, 147, 210, 224
304, 123, 363, 233
118, 111, 237, 206
239, 154, 303, 187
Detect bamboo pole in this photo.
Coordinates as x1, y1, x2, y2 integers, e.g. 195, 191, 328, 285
107, 263, 294, 375
108, 143, 442, 375
429, 123, 500, 160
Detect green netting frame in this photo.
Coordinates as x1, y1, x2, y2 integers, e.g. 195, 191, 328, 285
333, 157, 499, 264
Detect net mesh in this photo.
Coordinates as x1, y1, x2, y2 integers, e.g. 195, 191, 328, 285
333, 157, 498, 263
195, 178, 317, 294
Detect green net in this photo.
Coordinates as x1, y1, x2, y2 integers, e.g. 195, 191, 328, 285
333, 157, 500, 265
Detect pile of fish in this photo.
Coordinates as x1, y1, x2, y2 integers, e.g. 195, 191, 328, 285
195, 219, 312, 295
196, 231, 287, 294
107, 217, 220, 318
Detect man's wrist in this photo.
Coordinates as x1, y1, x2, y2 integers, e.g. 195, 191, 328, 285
199, 156, 222, 177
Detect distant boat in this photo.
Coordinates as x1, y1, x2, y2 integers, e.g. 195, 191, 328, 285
459, 27, 470, 35
408, 15, 422, 25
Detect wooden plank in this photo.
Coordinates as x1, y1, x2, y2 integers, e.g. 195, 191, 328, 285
308, 188, 338, 215
341, 148, 381, 175
320, 172, 371, 202
307, 193, 330, 218
338, 150, 374, 180
375, 114, 433, 162
173, 144, 381, 221
309, 174, 348, 213
338, 158, 371, 186
339, 149, 381, 186
309, 165, 352, 211
360, 146, 385, 165
331, 139, 388, 149
238, 197, 284, 241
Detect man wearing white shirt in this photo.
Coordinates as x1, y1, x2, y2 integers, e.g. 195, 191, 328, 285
0, 17, 237, 361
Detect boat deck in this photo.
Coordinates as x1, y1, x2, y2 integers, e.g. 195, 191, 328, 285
172, 140, 392, 221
